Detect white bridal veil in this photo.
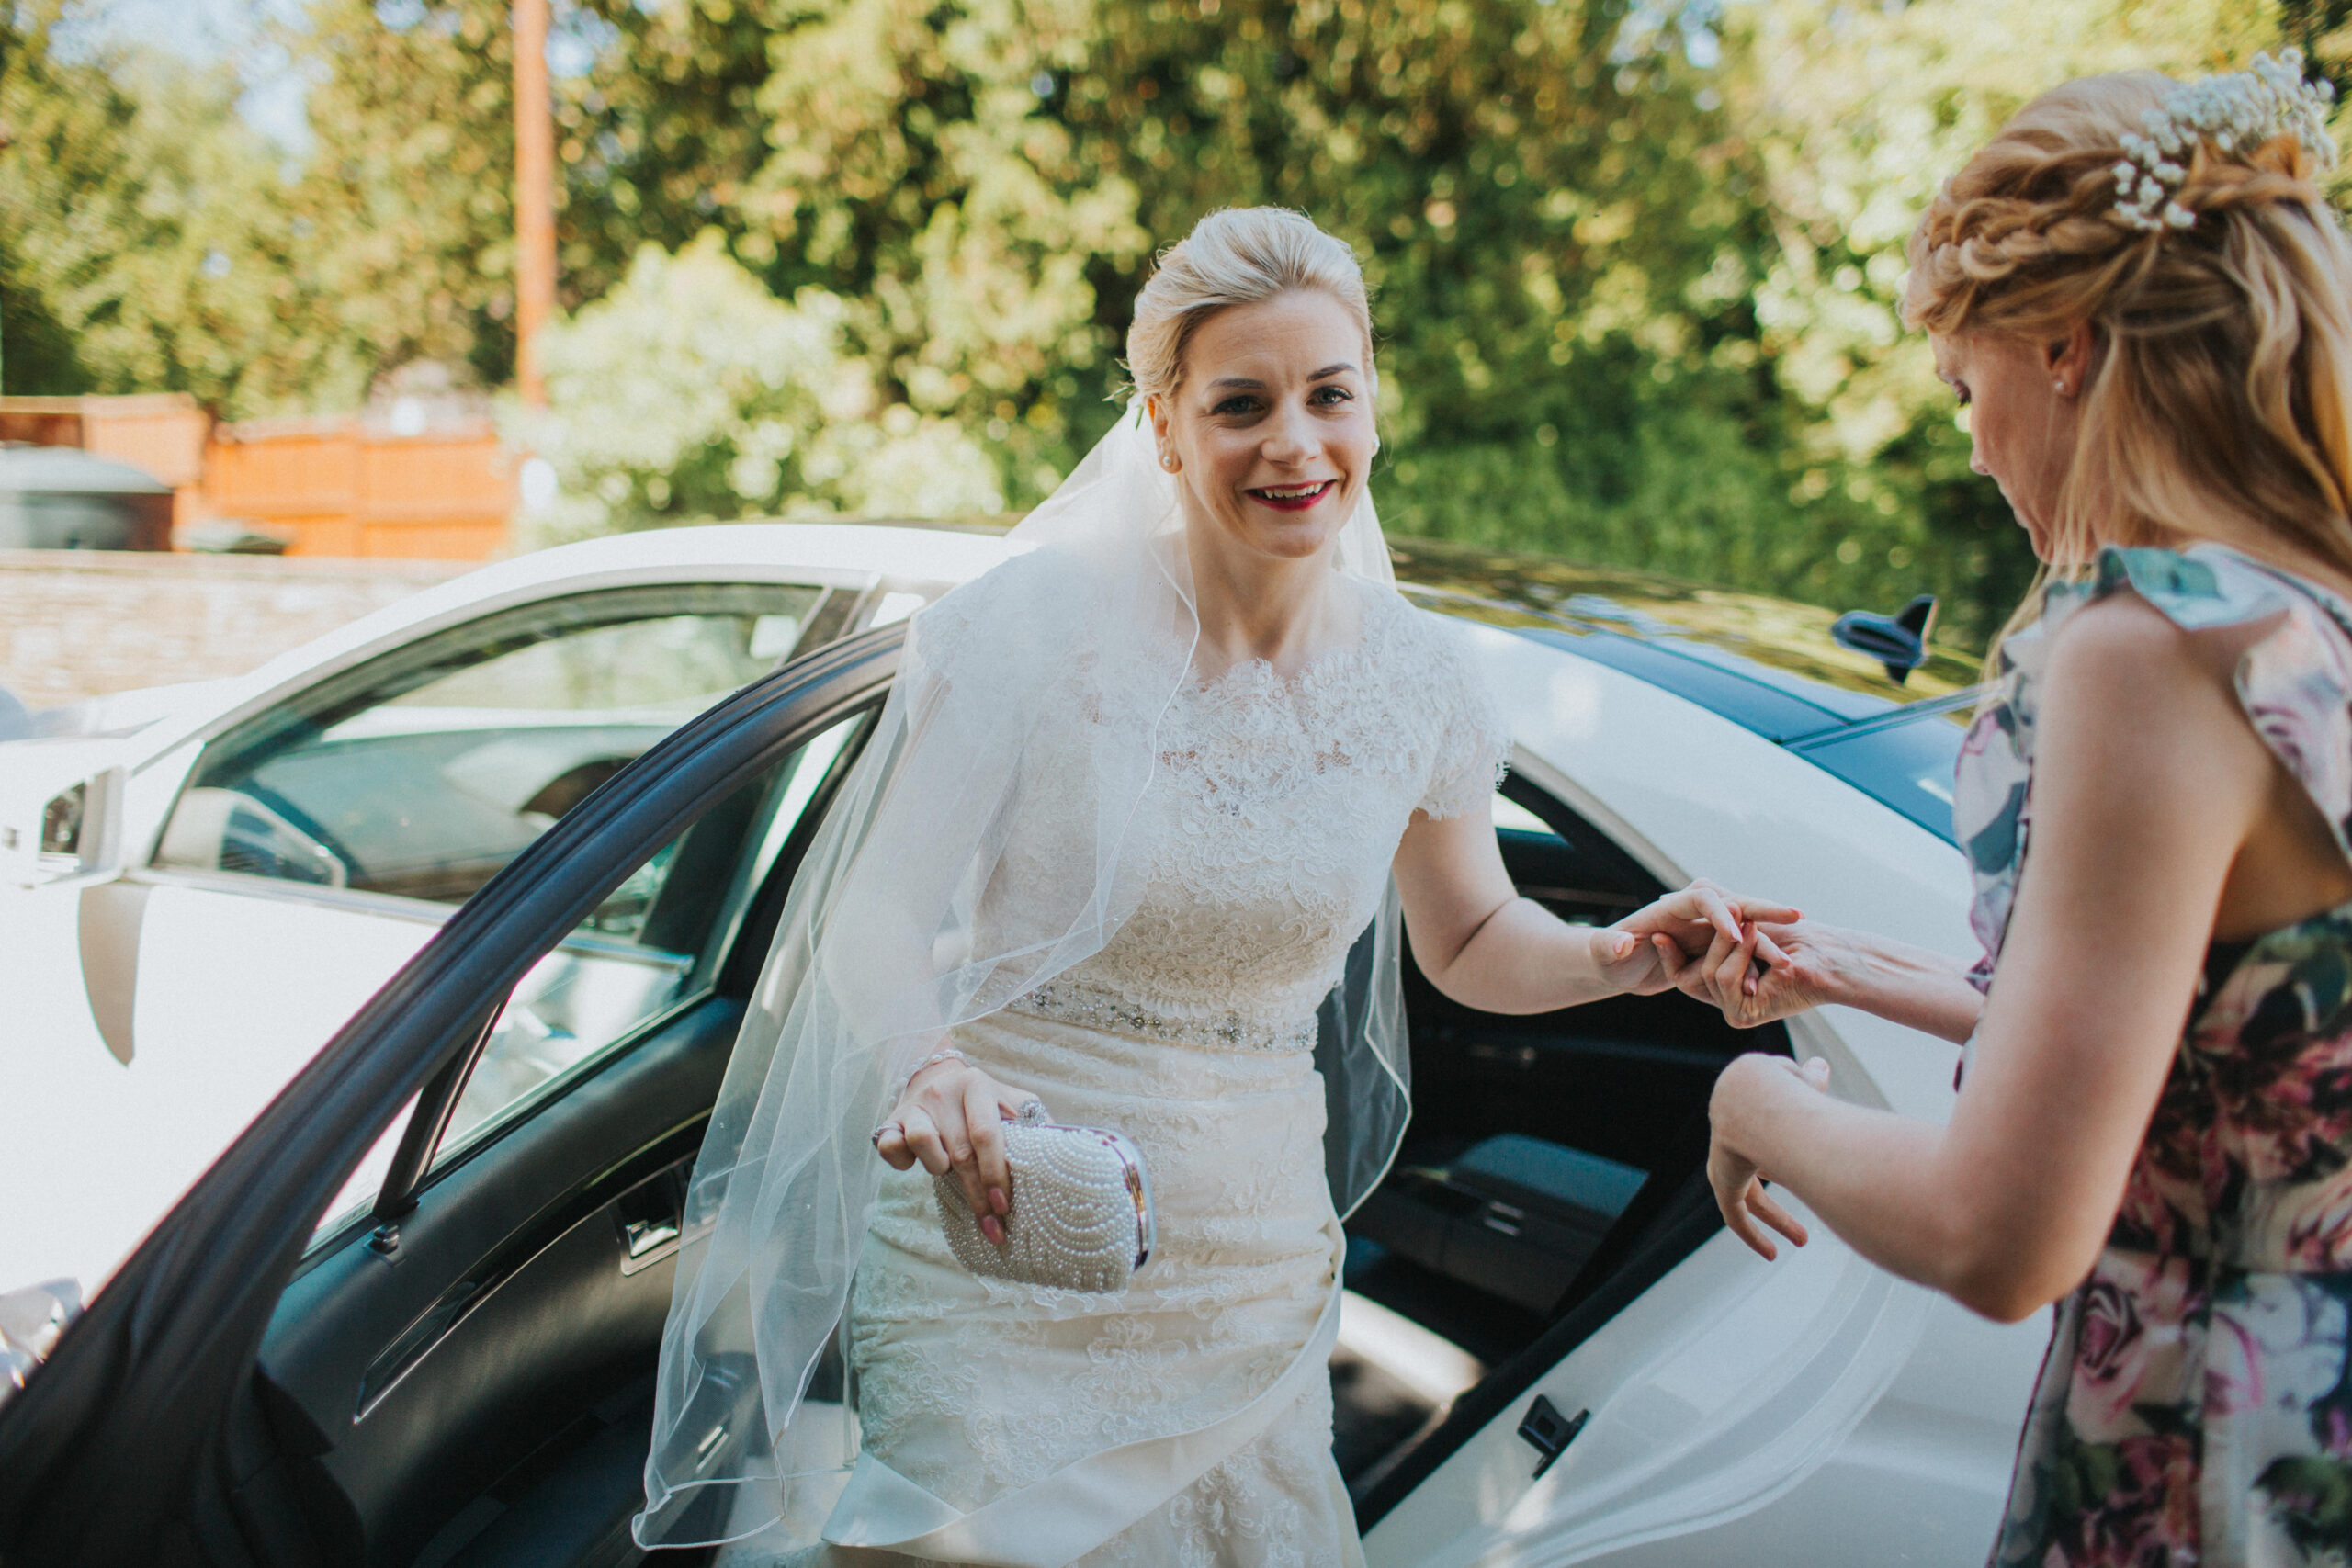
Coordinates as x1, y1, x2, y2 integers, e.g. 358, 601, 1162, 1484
635, 408, 1411, 1552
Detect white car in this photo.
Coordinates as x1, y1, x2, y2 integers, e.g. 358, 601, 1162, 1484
0, 524, 1004, 1297
0, 523, 2046, 1567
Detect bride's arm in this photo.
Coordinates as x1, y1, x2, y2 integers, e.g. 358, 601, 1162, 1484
1391, 802, 1792, 1013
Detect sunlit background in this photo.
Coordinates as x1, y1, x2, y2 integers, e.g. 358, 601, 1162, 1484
6, 0, 2337, 652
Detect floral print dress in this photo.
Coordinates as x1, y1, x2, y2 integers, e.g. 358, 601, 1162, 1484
1958, 545, 2352, 1568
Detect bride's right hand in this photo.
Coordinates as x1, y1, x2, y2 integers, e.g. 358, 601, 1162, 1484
873, 1053, 1030, 1247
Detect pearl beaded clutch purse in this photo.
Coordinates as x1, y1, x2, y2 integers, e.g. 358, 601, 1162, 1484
933, 1101, 1156, 1292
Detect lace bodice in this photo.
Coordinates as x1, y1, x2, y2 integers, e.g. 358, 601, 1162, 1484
994, 576, 1509, 1038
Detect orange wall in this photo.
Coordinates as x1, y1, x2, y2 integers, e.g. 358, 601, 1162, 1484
204, 423, 512, 559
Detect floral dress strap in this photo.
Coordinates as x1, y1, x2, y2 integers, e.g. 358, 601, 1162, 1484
1951, 542, 2352, 991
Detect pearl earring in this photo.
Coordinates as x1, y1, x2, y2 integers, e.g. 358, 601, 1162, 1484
2053, 380, 2068, 394
1159, 452, 1179, 472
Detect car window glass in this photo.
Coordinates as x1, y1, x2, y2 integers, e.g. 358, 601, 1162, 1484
305, 714, 859, 1242
1490, 792, 1563, 841
155, 584, 824, 904
437, 714, 856, 1160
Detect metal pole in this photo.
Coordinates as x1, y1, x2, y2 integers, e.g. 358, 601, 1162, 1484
513, 0, 554, 409
0, 119, 16, 396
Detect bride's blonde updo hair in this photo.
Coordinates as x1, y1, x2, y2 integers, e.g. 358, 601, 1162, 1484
1905, 67, 2352, 616
1126, 208, 1374, 401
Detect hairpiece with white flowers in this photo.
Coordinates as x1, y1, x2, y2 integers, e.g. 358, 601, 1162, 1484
2110, 49, 2339, 232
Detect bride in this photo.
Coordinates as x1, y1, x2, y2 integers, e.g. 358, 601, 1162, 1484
634, 207, 1786, 1566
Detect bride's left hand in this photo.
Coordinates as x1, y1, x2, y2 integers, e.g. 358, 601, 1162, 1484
1599, 879, 1803, 997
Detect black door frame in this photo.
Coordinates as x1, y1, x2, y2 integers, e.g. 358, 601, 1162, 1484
0, 626, 903, 1568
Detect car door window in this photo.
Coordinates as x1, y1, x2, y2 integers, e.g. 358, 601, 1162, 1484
436, 715, 856, 1161
154, 583, 826, 904
302, 711, 862, 1247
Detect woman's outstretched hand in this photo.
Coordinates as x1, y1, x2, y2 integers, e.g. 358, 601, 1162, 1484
1600, 879, 1804, 997
872, 1052, 1033, 1245
1656, 917, 1854, 1028
1708, 1053, 1830, 1259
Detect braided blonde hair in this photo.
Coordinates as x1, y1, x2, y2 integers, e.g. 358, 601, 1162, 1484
1904, 71, 2352, 654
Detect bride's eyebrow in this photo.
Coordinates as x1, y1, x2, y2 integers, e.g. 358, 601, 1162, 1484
1205, 364, 1358, 389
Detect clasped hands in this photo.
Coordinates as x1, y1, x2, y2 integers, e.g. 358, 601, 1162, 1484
1613, 876, 1849, 1025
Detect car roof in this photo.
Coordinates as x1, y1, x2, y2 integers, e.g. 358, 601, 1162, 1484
66, 522, 1019, 767
1387, 539, 1983, 844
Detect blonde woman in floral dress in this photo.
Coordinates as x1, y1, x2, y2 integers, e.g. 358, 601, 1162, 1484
1672, 57, 2352, 1565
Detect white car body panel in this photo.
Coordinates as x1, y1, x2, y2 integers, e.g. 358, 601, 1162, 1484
2, 878, 441, 1287
0, 524, 1016, 853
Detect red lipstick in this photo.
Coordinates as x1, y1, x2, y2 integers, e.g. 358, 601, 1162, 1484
1247, 480, 1334, 512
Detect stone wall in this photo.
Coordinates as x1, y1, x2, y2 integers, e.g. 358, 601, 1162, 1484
0, 550, 471, 709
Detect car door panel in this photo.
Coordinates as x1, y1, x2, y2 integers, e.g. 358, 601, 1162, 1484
1412, 634, 2044, 1566
1364, 1192, 1934, 1568
1579, 1292, 2041, 1568
262, 998, 738, 1567
254, 708, 871, 1563
0, 878, 440, 1298
1335, 768, 1805, 1509
0, 629, 899, 1568
1472, 628, 1977, 1121
80, 583, 833, 1070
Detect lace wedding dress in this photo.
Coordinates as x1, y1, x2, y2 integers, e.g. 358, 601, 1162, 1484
763, 577, 1508, 1568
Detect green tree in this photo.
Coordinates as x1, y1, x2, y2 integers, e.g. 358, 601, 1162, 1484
513, 231, 1005, 543
280, 0, 780, 404
0, 2, 313, 410
1715, 0, 2278, 643
1051, 0, 1791, 583
732, 0, 1148, 494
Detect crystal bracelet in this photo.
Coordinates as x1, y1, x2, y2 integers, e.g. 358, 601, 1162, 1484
893, 1046, 971, 1105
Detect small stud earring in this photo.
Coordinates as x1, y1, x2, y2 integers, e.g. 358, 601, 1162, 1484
2053, 379, 2068, 394
1159, 452, 1179, 472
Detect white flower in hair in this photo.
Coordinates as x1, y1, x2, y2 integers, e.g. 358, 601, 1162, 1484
2110, 49, 2338, 231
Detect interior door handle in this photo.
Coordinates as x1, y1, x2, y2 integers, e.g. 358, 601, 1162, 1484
615, 1163, 688, 1274
625, 1217, 680, 1258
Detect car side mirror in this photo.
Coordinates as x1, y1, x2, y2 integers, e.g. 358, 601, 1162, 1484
0, 1279, 82, 1415
1831, 594, 1939, 685
2, 763, 130, 888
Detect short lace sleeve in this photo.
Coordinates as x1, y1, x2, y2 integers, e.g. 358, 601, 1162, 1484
1411, 615, 1512, 821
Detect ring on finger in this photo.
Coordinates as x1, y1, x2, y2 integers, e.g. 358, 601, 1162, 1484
870, 1122, 904, 1148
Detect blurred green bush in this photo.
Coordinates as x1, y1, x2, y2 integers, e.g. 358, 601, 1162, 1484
507, 233, 1002, 544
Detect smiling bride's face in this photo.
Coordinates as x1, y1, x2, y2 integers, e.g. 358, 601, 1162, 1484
1148, 288, 1375, 568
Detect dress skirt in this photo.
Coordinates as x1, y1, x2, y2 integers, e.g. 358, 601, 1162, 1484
771, 997, 1363, 1568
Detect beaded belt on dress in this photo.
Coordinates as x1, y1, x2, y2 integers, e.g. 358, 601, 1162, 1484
1007, 977, 1317, 1054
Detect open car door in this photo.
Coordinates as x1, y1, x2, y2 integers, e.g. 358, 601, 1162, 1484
0, 625, 901, 1567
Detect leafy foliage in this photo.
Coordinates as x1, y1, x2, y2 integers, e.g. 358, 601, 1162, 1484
5, 0, 2324, 646
510, 232, 1003, 545
0, 2, 314, 407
